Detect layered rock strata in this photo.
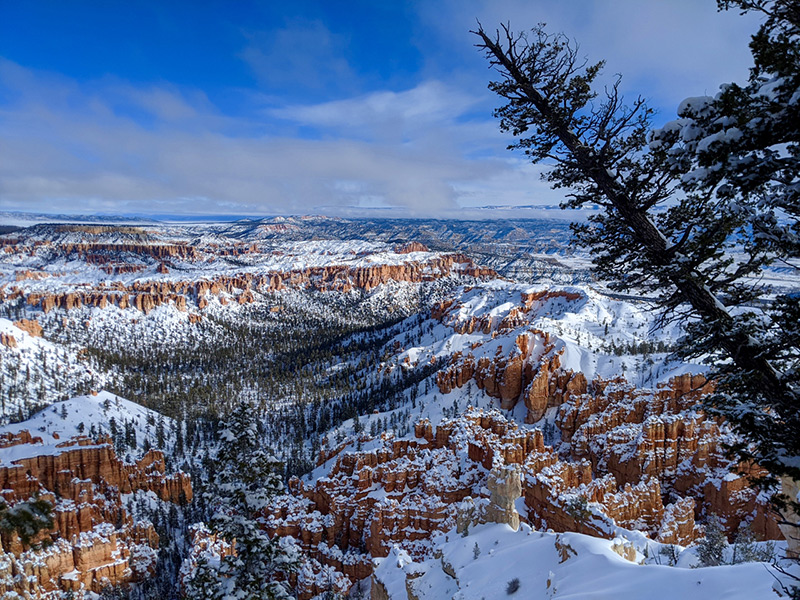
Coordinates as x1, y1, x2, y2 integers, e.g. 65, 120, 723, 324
4, 253, 495, 316
262, 406, 732, 596
0, 431, 191, 597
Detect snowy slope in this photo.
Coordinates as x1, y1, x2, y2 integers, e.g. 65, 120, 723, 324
0, 318, 106, 421
385, 281, 701, 389
0, 390, 172, 460
375, 523, 788, 600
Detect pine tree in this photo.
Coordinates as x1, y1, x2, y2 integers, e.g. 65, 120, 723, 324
473, 0, 798, 494
696, 515, 728, 567
184, 401, 299, 600
647, 0, 800, 486
183, 554, 224, 600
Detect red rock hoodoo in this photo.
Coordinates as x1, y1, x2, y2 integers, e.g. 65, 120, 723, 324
0, 432, 191, 597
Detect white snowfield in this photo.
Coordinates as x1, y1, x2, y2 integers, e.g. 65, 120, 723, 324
0, 390, 171, 463
374, 523, 787, 600
0, 237, 452, 295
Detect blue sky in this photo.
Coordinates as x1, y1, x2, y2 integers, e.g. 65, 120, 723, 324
0, 1, 762, 218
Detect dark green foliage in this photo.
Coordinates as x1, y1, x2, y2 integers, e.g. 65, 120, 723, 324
183, 554, 224, 600
57, 296, 444, 479
646, 0, 800, 489
184, 401, 299, 600
0, 495, 54, 547
473, 1, 798, 491
506, 577, 521, 594
564, 495, 592, 524
658, 544, 680, 566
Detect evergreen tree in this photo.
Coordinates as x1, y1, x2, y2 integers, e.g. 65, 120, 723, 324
184, 401, 299, 600
473, 0, 798, 493
183, 554, 224, 600
696, 515, 728, 567
731, 522, 775, 563
648, 0, 800, 487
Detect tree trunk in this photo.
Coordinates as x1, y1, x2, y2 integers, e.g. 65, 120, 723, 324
475, 28, 786, 402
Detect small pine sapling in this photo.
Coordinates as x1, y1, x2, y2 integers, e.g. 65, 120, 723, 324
506, 577, 520, 595
696, 515, 727, 567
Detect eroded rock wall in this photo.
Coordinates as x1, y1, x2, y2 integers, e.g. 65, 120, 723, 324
0, 432, 191, 597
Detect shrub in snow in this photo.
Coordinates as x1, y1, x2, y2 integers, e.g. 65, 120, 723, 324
564, 496, 591, 525
696, 514, 727, 567
658, 544, 680, 566
506, 577, 521, 594
732, 523, 775, 564
0, 495, 54, 548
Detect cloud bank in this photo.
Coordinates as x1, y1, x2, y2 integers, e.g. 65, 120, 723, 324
0, 2, 762, 218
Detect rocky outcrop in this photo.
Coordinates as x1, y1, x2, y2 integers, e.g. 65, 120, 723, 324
14, 270, 52, 282
0, 437, 191, 506
60, 242, 199, 262
14, 252, 496, 315
434, 289, 597, 423
436, 329, 573, 419
0, 430, 40, 448
520, 290, 582, 309
263, 408, 707, 597
431, 299, 456, 321
51, 225, 150, 236
483, 465, 522, 530
395, 242, 429, 254
553, 373, 783, 541
779, 477, 800, 558
13, 318, 43, 337
0, 431, 191, 597
100, 263, 149, 275
657, 497, 697, 546
0, 333, 16, 348
430, 289, 781, 544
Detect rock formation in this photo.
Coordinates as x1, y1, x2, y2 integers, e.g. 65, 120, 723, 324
436, 328, 574, 421
13, 318, 43, 337
395, 242, 429, 254
0, 431, 191, 597
8, 249, 496, 316
259, 404, 754, 597
484, 465, 522, 530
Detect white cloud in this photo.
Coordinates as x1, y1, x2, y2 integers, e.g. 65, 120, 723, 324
0, 61, 536, 217
0, 2, 766, 218
416, 0, 761, 119
271, 80, 480, 133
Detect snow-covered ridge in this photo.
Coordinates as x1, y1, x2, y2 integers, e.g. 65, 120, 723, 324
0, 227, 496, 324
0, 228, 471, 293
373, 523, 785, 600
382, 281, 698, 404
0, 390, 172, 461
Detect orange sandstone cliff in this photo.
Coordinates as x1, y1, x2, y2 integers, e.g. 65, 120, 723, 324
0, 430, 191, 597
